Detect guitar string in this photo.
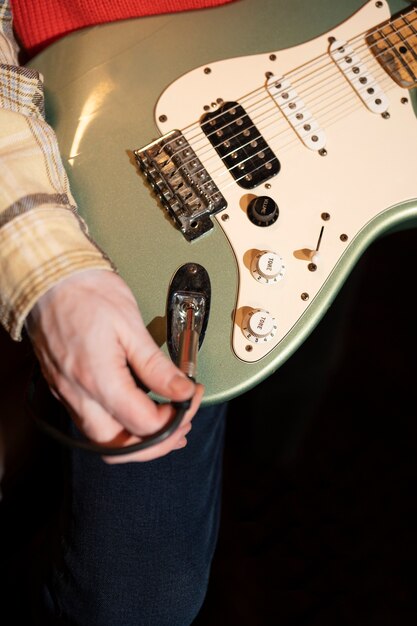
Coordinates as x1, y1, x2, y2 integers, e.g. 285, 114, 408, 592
220, 14, 417, 191
169, 37, 414, 197
144, 9, 417, 199
164, 8, 417, 166
226, 23, 414, 180
150, 9, 416, 189
197, 8, 417, 150
196, 32, 416, 194
210, 13, 417, 171
198, 11, 417, 192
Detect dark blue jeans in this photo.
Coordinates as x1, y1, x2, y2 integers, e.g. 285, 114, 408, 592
41, 402, 227, 625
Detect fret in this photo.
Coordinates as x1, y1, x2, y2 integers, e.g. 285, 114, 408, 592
366, 8, 417, 89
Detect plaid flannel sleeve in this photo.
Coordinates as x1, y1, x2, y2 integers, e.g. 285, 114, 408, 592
0, 0, 115, 340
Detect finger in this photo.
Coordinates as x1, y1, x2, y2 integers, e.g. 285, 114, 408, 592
53, 383, 196, 462
42, 352, 203, 454
115, 381, 203, 440
102, 414, 194, 464
50, 350, 172, 438
82, 358, 203, 438
124, 332, 197, 402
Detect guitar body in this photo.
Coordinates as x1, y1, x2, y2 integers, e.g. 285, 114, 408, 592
29, 0, 417, 403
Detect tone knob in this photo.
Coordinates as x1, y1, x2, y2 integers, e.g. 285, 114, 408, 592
247, 196, 279, 227
251, 251, 285, 284
242, 309, 277, 343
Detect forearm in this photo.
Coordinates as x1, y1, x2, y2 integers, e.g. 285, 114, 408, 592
0, 0, 114, 340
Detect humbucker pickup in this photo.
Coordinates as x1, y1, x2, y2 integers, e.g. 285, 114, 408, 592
201, 101, 280, 189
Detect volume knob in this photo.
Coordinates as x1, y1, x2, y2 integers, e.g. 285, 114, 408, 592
242, 309, 277, 343
247, 196, 279, 227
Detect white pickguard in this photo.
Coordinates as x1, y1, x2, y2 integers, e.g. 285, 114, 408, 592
153, 0, 417, 363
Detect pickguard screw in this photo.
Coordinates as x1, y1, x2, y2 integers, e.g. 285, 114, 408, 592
245, 345, 253, 352
159, 114, 167, 123
221, 214, 229, 221
204, 67, 211, 74
401, 97, 409, 104
308, 263, 317, 272
319, 148, 328, 156
321, 212, 330, 221
269, 54, 277, 61
301, 292, 309, 301
381, 111, 390, 119
340, 233, 348, 242
376, 1, 383, 8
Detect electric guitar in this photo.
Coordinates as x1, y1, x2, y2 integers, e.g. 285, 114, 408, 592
29, 0, 417, 404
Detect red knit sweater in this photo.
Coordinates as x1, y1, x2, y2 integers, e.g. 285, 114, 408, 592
11, 0, 234, 58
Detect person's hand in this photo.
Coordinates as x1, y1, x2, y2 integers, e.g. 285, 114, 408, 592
26, 269, 203, 463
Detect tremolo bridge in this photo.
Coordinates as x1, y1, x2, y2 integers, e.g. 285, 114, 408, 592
134, 130, 226, 242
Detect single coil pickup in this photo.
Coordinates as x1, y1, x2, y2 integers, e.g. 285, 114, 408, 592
266, 76, 326, 151
329, 39, 389, 114
201, 102, 280, 189
134, 130, 227, 241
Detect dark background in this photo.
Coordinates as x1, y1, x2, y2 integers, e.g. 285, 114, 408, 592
1, 227, 417, 624
195, 227, 417, 625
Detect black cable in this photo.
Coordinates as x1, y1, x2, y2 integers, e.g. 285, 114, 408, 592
25, 366, 192, 456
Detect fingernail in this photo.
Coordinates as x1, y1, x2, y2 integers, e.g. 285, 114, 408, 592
172, 374, 194, 393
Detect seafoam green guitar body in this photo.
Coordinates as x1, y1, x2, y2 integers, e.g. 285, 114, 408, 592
29, 0, 417, 403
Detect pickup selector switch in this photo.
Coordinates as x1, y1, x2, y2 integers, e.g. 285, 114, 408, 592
251, 251, 285, 284
242, 309, 277, 343
247, 196, 279, 227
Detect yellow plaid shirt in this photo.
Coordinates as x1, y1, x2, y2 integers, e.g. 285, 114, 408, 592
0, 0, 114, 341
